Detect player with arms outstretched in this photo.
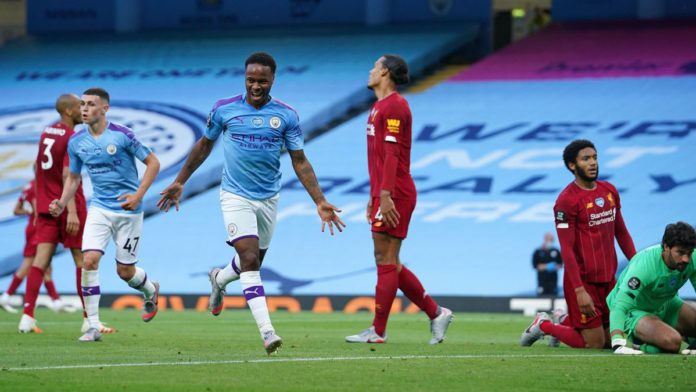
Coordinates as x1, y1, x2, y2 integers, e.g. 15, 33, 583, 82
158, 52, 345, 355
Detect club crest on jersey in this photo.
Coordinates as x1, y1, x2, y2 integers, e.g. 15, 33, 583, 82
607, 193, 615, 206
270, 116, 281, 129
252, 117, 263, 128
670, 276, 677, 288
628, 277, 641, 290
227, 223, 238, 236
106, 144, 117, 155
595, 197, 605, 208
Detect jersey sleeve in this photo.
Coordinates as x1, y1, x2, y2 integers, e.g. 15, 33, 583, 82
123, 131, 152, 162
62, 145, 70, 168
67, 138, 83, 175
204, 106, 225, 141
378, 102, 408, 193
609, 185, 637, 261
554, 195, 583, 290
609, 260, 654, 335
283, 110, 304, 151
380, 101, 408, 145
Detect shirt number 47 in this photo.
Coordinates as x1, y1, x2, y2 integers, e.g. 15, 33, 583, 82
122, 237, 140, 255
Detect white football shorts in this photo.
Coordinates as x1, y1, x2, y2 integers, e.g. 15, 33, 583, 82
82, 206, 144, 264
220, 190, 278, 249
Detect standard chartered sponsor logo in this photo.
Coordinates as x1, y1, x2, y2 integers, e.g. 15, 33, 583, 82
589, 208, 616, 226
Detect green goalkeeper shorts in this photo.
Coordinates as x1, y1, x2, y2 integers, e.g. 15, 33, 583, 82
625, 296, 683, 340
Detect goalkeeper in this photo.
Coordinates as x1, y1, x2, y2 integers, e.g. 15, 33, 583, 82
608, 221, 696, 355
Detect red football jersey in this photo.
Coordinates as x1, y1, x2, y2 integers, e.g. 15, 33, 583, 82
366, 93, 416, 200
554, 180, 635, 288
18, 179, 36, 229
34, 122, 86, 214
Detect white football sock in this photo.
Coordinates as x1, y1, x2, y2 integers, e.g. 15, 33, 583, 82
127, 267, 156, 299
240, 271, 274, 337
216, 256, 241, 288
81, 269, 101, 328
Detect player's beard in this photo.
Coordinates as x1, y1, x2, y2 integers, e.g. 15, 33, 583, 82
577, 166, 598, 182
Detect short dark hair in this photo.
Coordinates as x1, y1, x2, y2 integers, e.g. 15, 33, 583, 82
382, 54, 409, 85
245, 52, 276, 74
562, 139, 595, 173
83, 87, 110, 103
662, 221, 696, 249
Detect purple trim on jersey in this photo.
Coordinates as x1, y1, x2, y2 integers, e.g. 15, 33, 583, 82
108, 122, 136, 139
82, 249, 105, 254
212, 95, 244, 111
226, 234, 259, 247
243, 285, 266, 301
273, 98, 298, 115
231, 256, 241, 275
116, 259, 138, 265
81, 286, 101, 296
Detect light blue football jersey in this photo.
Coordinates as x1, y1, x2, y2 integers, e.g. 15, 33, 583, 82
68, 122, 152, 213
205, 94, 304, 200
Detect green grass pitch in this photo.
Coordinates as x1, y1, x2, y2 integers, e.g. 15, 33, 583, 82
2, 309, 696, 391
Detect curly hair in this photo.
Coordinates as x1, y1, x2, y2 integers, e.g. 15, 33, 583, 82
562, 139, 595, 173
662, 221, 696, 249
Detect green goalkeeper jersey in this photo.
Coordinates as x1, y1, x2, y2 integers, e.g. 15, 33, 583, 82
607, 245, 696, 334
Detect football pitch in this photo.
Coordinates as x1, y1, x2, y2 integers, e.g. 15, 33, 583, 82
1, 310, 695, 391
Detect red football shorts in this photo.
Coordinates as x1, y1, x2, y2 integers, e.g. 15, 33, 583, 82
563, 279, 615, 330
34, 209, 86, 249
370, 197, 416, 239
23, 224, 37, 258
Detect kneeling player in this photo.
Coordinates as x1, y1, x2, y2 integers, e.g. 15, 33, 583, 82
608, 221, 696, 355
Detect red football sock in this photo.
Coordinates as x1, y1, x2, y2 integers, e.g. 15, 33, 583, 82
540, 320, 586, 348
398, 265, 438, 319
23, 266, 44, 318
76, 267, 87, 318
372, 264, 399, 337
44, 280, 59, 301
6, 274, 23, 295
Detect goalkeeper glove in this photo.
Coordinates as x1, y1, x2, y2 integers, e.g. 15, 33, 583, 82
681, 340, 696, 355
612, 338, 643, 355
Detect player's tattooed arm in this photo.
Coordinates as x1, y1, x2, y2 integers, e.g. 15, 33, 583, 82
289, 149, 324, 204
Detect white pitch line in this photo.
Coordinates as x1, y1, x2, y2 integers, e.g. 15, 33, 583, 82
5, 353, 623, 372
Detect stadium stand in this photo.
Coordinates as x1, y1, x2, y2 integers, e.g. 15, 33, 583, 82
2, 19, 695, 299
0, 25, 479, 289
